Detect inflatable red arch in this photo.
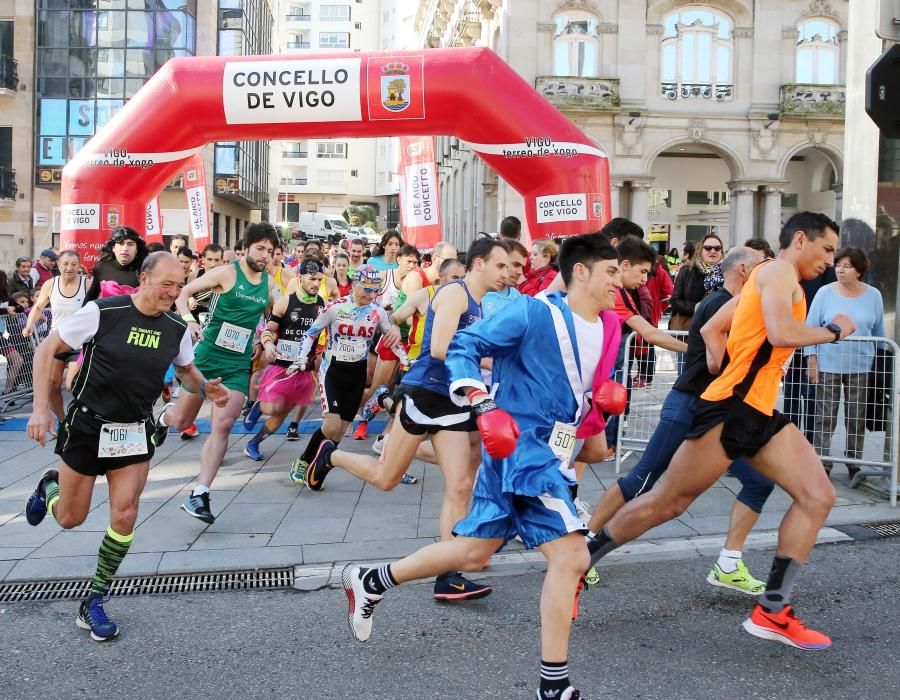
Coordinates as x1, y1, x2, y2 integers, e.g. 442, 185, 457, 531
61, 47, 610, 265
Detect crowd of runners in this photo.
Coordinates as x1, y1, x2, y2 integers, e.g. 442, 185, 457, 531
21, 210, 878, 699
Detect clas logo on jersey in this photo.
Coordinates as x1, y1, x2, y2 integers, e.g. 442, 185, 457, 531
126, 326, 161, 349
336, 323, 376, 338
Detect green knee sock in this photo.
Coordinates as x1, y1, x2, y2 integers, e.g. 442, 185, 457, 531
45, 480, 60, 520
91, 527, 134, 597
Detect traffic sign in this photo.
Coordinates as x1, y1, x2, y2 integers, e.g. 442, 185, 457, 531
866, 43, 900, 138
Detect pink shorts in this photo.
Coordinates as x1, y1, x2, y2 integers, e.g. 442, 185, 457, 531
257, 365, 317, 407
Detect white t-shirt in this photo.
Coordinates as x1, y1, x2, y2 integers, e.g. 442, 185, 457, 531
566, 301, 604, 391
59, 302, 195, 366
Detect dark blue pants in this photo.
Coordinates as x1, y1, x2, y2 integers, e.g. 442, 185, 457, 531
618, 389, 774, 513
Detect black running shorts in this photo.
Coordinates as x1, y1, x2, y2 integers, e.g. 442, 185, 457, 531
685, 397, 791, 460
55, 405, 154, 477
320, 360, 367, 422
396, 385, 477, 436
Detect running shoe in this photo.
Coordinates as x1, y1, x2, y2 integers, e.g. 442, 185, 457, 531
244, 442, 264, 462
25, 469, 59, 526
631, 377, 649, 390
180, 423, 199, 440
361, 384, 391, 421
706, 561, 765, 595
603, 447, 617, 462
433, 572, 492, 601
285, 423, 300, 441
535, 687, 585, 700
573, 497, 592, 523
305, 439, 336, 491
372, 433, 387, 456
352, 421, 368, 440
76, 594, 119, 642
242, 401, 263, 431
240, 398, 254, 417
400, 473, 418, 485
342, 564, 383, 642
289, 459, 308, 485
584, 566, 601, 587
150, 403, 173, 447
742, 604, 832, 650
572, 575, 586, 620
181, 491, 215, 524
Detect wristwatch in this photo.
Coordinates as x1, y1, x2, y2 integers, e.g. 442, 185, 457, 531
825, 322, 841, 343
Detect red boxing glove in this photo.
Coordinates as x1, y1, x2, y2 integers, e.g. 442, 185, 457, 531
595, 380, 627, 416
471, 394, 520, 459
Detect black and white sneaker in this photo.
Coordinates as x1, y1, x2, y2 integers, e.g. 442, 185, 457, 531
181, 491, 215, 524
536, 687, 585, 700
341, 564, 383, 642
285, 423, 300, 441
150, 403, 173, 447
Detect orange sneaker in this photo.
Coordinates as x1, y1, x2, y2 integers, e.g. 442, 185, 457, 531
352, 421, 368, 440
572, 575, 586, 621
742, 604, 832, 650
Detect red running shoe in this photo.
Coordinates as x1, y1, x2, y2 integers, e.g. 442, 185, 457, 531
181, 423, 199, 440
352, 421, 368, 440
742, 604, 832, 650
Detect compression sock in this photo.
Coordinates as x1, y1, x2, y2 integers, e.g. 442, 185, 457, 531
300, 428, 326, 463
760, 555, 802, 613
45, 480, 60, 520
250, 425, 273, 446
91, 527, 134, 596
716, 548, 743, 574
587, 526, 620, 563
362, 565, 397, 595
539, 660, 570, 699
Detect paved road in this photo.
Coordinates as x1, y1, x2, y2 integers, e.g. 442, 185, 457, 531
2, 538, 897, 699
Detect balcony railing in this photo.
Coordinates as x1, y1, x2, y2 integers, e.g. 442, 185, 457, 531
0, 166, 18, 200
0, 55, 18, 92
286, 13, 312, 21
280, 178, 308, 186
779, 83, 846, 117
535, 76, 620, 110
282, 151, 308, 159
660, 82, 734, 101
287, 40, 311, 49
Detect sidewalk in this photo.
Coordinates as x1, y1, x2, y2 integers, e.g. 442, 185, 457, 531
1, 403, 896, 585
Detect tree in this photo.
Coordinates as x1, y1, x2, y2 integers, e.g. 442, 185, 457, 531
388, 78, 406, 102
343, 205, 379, 231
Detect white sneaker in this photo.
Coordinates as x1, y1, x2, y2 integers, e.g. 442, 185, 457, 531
372, 433, 388, 456
341, 564, 383, 642
573, 497, 592, 523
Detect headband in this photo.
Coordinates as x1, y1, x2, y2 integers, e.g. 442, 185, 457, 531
298, 259, 324, 276
353, 264, 381, 285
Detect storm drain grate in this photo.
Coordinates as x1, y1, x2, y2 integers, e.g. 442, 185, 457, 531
858, 521, 900, 538
0, 568, 294, 603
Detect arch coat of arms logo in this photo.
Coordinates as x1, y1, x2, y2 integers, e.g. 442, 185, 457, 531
381, 62, 410, 112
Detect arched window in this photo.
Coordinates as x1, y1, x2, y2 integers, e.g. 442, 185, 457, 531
795, 18, 840, 84
552, 12, 599, 78
660, 7, 733, 100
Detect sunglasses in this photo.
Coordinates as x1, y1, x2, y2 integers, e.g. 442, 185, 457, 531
703, 245, 722, 252
359, 285, 381, 295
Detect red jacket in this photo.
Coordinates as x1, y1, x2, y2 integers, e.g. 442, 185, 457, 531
645, 262, 674, 325
517, 265, 558, 297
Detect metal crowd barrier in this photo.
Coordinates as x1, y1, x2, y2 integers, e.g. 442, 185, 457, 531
615, 331, 900, 507
0, 310, 51, 415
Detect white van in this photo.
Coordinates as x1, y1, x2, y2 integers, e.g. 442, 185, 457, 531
297, 212, 350, 241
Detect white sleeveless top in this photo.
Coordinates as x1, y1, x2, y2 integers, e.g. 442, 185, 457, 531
50, 276, 88, 327
376, 269, 402, 311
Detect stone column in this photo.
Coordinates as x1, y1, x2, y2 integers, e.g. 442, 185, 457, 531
831, 183, 843, 224
629, 181, 653, 233
728, 184, 756, 246
610, 181, 623, 220
762, 186, 784, 244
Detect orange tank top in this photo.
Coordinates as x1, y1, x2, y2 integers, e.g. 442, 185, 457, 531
701, 262, 805, 415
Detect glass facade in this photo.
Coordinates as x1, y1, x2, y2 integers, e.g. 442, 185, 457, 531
215, 0, 273, 210
35, 0, 197, 185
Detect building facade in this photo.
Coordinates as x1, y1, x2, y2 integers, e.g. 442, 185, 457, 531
0, 0, 274, 266
417, 0, 850, 254
273, 0, 387, 228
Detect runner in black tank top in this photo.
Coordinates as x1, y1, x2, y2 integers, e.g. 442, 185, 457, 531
22, 252, 228, 643
243, 259, 326, 463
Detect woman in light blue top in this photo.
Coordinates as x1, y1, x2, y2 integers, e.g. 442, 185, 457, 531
805, 247, 885, 479
367, 230, 402, 272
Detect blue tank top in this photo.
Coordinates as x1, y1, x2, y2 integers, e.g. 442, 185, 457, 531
401, 280, 481, 397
